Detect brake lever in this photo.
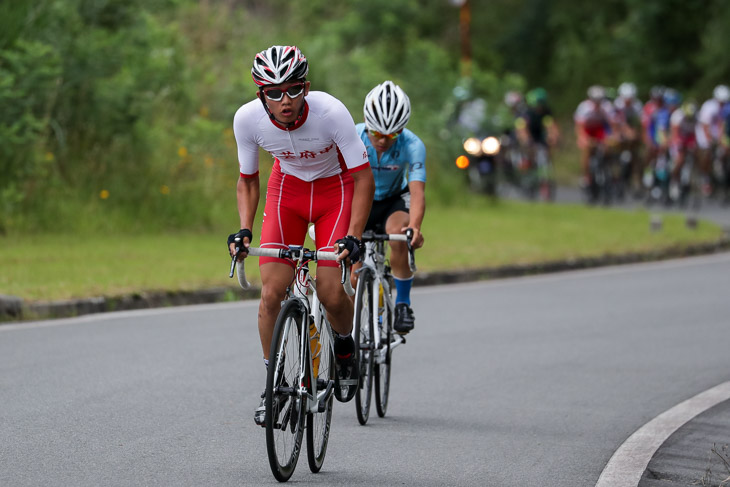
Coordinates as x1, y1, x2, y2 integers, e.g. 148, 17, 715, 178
404, 228, 417, 273
337, 242, 355, 296
405, 228, 414, 251
228, 236, 243, 278
228, 248, 239, 278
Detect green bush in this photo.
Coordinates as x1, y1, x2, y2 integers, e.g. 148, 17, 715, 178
0, 40, 61, 230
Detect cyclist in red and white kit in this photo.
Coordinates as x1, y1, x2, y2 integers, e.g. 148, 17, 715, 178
574, 85, 618, 186
227, 45, 375, 426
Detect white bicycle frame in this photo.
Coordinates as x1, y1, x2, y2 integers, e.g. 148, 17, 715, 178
360, 237, 408, 360
236, 246, 354, 415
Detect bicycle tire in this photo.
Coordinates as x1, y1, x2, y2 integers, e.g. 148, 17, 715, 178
353, 268, 375, 425
306, 312, 335, 472
266, 299, 306, 482
374, 276, 393, 418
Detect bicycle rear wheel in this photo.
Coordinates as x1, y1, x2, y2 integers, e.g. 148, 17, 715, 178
353, 268, 375, 425
266, 299, 306, 482
307, 315, 335, 472
374, 277, 393, 418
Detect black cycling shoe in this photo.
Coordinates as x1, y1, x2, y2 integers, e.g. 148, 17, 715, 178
333, 335, 359, 402
394, 303, 415, 334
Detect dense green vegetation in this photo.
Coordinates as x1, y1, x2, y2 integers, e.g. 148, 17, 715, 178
2, 0, 730, 235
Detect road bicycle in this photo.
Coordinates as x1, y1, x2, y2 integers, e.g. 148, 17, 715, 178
586, 141, 621, 205
230, 242, 354, 482
352, 227, 416, 425
526, 141, 556, 202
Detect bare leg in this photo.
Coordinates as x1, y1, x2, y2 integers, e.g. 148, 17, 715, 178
316, 266, 354, 336
385, 210, 412, 280
258, 262, 295, 359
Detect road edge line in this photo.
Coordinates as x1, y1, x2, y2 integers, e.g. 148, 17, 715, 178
595, 381, 730, 487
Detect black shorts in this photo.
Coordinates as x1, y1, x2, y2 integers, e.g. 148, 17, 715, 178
365, 191, 410, 232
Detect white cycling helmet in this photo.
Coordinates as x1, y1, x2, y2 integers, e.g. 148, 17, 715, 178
251, 45, 309, 87
618, 82, 637, 99
587, 85, 606, 102
363, 81, 411, 134
713, 84, 730, 103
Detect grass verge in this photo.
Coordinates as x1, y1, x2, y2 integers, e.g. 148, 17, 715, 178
0, 198, 724, 302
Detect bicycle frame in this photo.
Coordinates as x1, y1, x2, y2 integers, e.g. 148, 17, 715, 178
282, 259, 333, 416
359, 235, 412, 358
234, 245, 353, 416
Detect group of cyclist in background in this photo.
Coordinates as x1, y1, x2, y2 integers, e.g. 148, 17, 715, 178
573, 82, 730, 206
500, 82, 730, 207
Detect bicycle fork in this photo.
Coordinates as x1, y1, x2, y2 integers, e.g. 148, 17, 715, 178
371, 276, 405, 365
306, 296, 334, 414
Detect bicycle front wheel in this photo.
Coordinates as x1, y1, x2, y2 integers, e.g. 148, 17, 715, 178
266, 299, 306, 482
374, 277, 393, 418
354, 268, 375, 425
306, 315, 335, 472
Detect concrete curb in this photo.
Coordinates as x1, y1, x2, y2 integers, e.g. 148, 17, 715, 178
2, 238, 729, 323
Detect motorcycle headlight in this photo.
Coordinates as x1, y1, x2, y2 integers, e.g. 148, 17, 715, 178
482, 136, 501, 155
463, 137, 482, 156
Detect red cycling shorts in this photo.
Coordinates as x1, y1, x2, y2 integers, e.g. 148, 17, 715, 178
676, 133, 697, 150
259, 160, 354, 268
583, 125, 607, 142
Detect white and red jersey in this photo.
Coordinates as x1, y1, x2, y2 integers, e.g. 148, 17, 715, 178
233, 91, 369, 181
574, 99, 615, 129
670, 108, 697, 147
696, 98, 727, 148
641, 99, 661, 130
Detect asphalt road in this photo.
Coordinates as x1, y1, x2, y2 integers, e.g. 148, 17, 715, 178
2, 253, 730, 486
512, 184, 730, 231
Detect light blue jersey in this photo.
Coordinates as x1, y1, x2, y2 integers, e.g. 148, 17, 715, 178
356, 123, 427, 201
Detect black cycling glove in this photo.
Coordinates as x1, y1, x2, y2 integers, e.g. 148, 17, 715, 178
335, 235, 363, 264
227, 229, 253, 253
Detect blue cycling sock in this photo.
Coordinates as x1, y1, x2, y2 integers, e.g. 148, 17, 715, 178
393, 276, 414, 306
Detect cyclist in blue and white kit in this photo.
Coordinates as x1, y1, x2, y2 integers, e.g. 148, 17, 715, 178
356, 81, 426, 334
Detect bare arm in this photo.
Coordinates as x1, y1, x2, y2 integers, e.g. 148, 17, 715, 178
405, 180, 425, 249
228, 175, 260, 258
237, 175, 260, 230
347, 166, 375, 239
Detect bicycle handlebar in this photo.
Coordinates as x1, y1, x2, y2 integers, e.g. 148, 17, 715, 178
361, 228, 417, 273
229, 245, 355, 296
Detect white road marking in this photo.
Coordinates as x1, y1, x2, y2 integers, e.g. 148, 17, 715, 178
595, 381, 730, 486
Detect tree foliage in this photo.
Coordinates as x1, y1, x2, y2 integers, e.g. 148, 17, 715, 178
1, 0, 729, 233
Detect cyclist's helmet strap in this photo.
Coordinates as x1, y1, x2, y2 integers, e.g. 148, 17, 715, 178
364, 80, 411, 135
